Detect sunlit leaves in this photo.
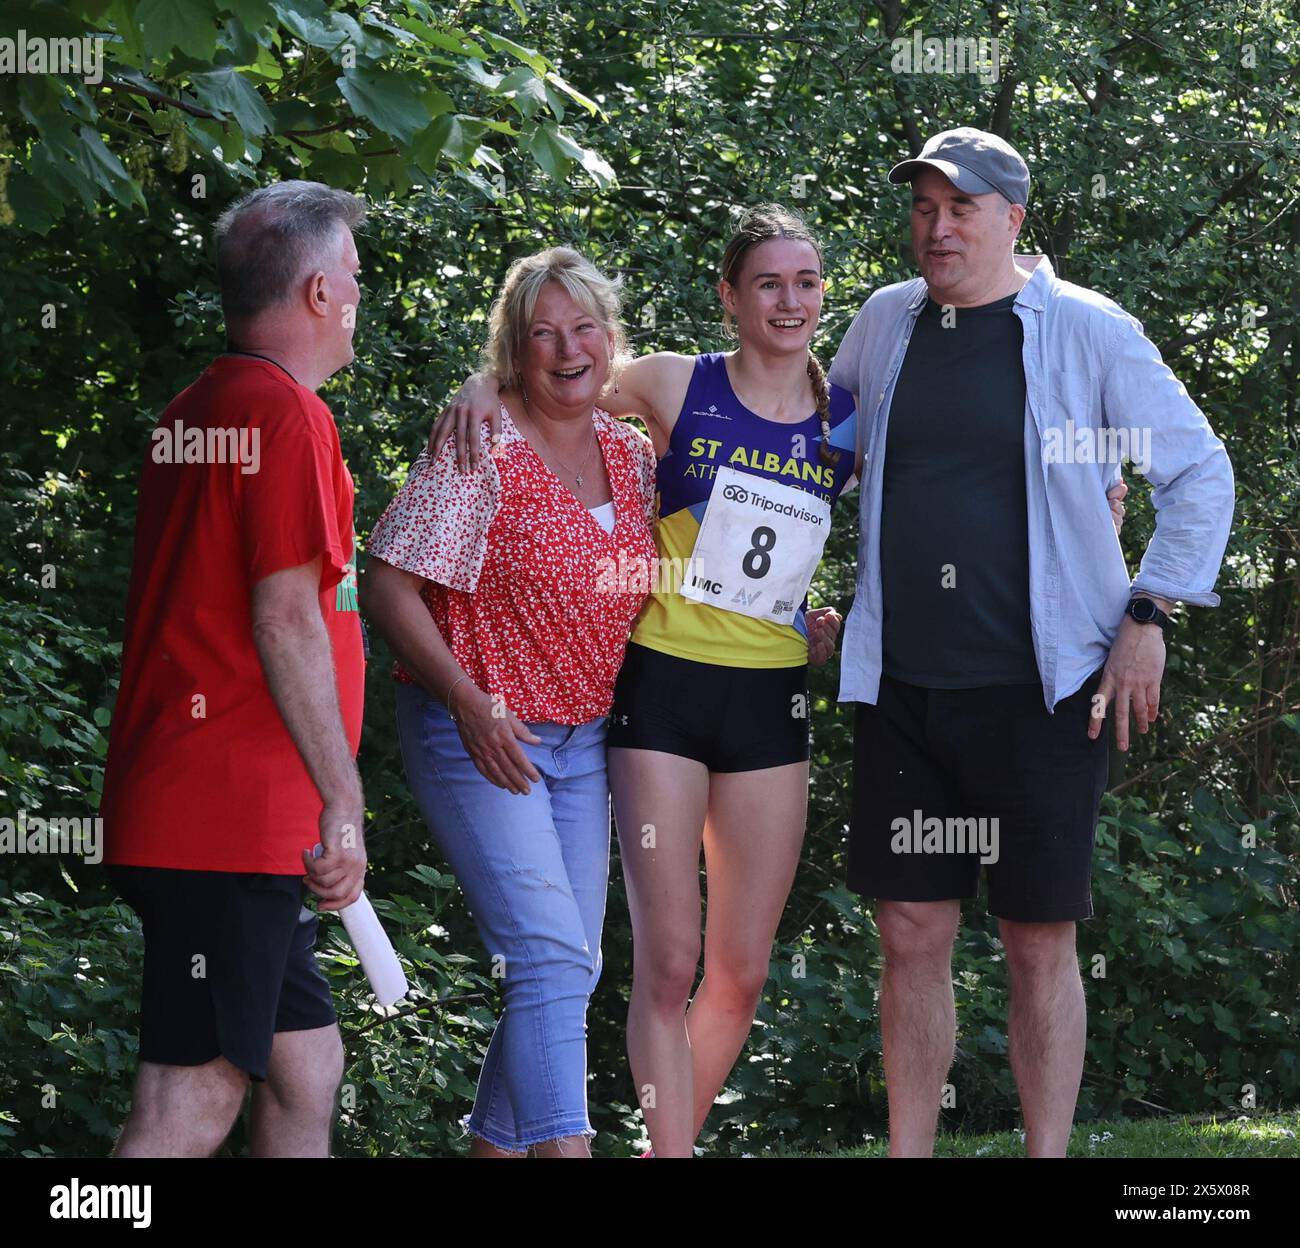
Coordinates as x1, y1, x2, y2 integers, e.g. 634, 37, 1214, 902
2, 0, 613, 231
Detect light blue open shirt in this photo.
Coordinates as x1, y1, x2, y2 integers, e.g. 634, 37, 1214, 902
828, 255, 1235, 711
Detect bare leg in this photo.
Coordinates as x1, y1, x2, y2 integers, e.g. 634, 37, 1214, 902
876, 899, 961, 1157
1001, 919, 1084, 1158
248, 1023, 345, 1157
532, 1135, 592, 1157
114, 1057, 247, 1158
609, 746, 710, 1159
687, 761, 809, 1139
469, 1137, 528, 1158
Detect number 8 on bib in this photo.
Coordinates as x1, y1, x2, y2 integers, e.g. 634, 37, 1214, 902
680, 466, 832, 626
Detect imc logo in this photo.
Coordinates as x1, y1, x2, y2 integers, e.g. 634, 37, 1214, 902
688, 573, 722, 595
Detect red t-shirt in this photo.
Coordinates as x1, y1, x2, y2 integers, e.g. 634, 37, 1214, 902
100, 356, 365, 874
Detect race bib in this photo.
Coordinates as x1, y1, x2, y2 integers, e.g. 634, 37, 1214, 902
680, 466, 832, 625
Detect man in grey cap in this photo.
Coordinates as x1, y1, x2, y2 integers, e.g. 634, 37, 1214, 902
828, 126, 1234, 1156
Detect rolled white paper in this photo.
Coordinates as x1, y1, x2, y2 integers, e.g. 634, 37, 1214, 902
312, 844, 409, 1007
338, 890, 409, 1008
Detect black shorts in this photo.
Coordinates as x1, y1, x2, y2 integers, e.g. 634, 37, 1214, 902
106, 865, 337, 1081
848, 668, 1108, 922
607, 642, 810, 772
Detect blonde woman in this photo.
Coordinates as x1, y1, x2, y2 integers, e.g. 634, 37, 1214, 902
361, 249, 657, 1157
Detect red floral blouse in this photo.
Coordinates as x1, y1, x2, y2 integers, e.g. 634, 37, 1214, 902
367, 406, 658, 724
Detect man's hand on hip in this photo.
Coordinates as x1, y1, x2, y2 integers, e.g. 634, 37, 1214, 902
1089, 607, 1169, 751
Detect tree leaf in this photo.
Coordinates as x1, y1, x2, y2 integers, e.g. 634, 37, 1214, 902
544, 70, 601, 116
76, 126, 145, 209
221, 0, 276, 34
578, 144, 616, 189
189, 67, 274, 135
521, 121, 586, 181
271, 0, 353, 52
336, 68, 429, 145
482, 31, 548, 74
498, 67, 546, 118
6, 169, 63, 234
389, 18, 488, 59
135, 0, 218, 63
459, 58, 503, 90
412, 114, 482, 169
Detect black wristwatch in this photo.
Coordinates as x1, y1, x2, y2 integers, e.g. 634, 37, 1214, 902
1126, 596, 1173, 632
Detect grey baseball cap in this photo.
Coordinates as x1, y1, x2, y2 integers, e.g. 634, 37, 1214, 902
888, 127, 1030, 206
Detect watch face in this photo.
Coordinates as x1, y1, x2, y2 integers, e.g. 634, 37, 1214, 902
1131, 598, 1156, 622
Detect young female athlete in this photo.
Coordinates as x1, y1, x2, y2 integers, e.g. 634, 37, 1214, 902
430, 205, 1128, 1157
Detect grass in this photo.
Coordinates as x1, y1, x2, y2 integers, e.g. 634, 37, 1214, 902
782, 1111, 1300, 1158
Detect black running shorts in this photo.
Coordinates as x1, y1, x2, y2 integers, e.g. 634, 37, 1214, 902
106, 865, 337, 1081
607, 642, 810, 772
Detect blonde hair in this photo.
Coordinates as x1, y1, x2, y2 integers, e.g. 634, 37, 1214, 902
479, 246, 629, 385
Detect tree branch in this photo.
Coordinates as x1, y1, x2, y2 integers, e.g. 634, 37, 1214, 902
1171, 159, 1267, 252
343, 990, 491, 1038
1107, 705, 1300, 795
100, 78, 221, 121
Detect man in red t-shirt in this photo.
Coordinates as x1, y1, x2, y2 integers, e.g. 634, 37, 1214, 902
100, 180, 368, 1157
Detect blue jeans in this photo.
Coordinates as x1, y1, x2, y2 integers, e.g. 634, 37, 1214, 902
394, 680, 610, 1150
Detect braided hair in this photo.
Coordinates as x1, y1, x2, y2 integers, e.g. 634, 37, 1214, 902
720, 204, 840, 468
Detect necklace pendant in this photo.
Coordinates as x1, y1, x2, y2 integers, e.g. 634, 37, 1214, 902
576, 474, 584, 487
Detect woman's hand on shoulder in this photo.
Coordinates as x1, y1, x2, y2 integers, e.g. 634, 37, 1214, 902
1107, 476, 1128, 534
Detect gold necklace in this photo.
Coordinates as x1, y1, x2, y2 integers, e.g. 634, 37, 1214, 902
521, 401, 597, 487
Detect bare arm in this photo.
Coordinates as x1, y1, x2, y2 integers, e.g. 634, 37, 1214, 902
429, 352, 696, 468
358, 557, 542, 793
251, 556, 365, 910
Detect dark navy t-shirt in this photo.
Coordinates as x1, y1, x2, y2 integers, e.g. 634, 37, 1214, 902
880, 292, 1040, 687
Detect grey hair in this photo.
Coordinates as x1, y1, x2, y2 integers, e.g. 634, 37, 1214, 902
480, 247, 628, 385
214, 180, 365, 323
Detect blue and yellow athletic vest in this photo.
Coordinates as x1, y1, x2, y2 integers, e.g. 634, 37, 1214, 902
631, 352, 858, 668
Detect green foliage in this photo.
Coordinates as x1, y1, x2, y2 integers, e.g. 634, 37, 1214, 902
0, 873, 509, 1157
317, 866, 507, 1157
705, 791, 1299, 1156
0, 0, 1296, 1155
0, 890, 140, 1155
0, 611, 115, 816
0, 0, 612, 232
795, 1112, 1300, 1158
1083, 793, 1298, 1115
